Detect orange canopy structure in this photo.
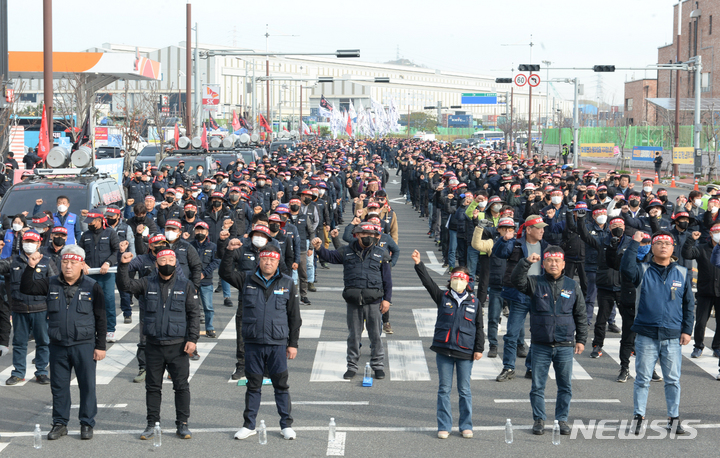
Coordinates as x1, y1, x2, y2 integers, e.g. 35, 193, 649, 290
8, 51, 160, 80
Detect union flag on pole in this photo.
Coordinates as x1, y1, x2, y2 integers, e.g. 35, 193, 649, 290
37, 103, 51, 161
201, 124, 208, 150
257, 114, 271, 132
345, 110, 352, 137
208, 113, 220, 130
232, 110, 242, 132
174, 123, 180, 149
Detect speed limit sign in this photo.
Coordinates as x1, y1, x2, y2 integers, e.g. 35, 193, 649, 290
528, 74, 541, 87
514, 74, 527, 87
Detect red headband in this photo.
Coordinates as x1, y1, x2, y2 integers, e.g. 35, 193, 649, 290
450, 271, 470, 282
105, 207, 121, 215
544, 252, 564, 260
652, 234, 674, 245
165, 220, 182, 229
259, 250, 280, 260
592, 209, 607, 216
156, 249, 176, 258
62, 253, 84, 262
712, 224, 720, 233
149, 234, 166, 244
609, 218, 624, 226
289, 199, 301, 205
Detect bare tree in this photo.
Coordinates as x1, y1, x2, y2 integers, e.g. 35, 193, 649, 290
54, 74, 103, 142
0, 79, 27, 156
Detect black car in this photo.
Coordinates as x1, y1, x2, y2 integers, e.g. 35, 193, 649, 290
158, 155, 218, 182
0, 170, 124, 225
134, 144, 163, 169
95, 146, 124, 159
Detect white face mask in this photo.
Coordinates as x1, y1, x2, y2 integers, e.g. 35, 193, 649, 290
450, 279, 468, 294
712, 206, 719, 214
192, 191, 200, 198
551, 196, 563, 205
210, 185, 217, 191
12, 223, 23, 232
491, 204, 502, 213
165, 230, 179, 242
258, 180, 266, 187
252, 236, 267, 248
694, 199, 703, 207
714, 233, 720, 243
197, 169, 204, 174
175, 192, 183, 200
595, 215, 608, 225
285, 176, 291, 181
477, 201, 487, 209
643, 186, 652, 193
57, 204, 69, 213
22, 243, 37, 254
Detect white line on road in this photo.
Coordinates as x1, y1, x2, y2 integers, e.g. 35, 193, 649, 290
73, 343, 136, 386
412, 308, 436, 337
493, 399, 621, 403
165, 342, 216, 384
327, 431, 346, 456
45, 403, 128, 409
425, 251, 446, 275
387, 340, 431, 381
0, 352, 35, 387
11, 423, 720, 437
311, 342, 350, 382
300, 309, 326, 339
218, 315, 236, 340
260, 401, 369, 406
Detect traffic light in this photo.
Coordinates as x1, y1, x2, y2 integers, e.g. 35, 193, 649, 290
374, 77, 390, 83
593, 65, 616, 72
318, 77, 334, 83
518, 64, 540, 72
450, 105, 462, 109
495, 78, 513, 84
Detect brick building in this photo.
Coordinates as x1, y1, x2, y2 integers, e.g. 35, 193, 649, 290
656, 0, 718, 124
623, 79, 657, 125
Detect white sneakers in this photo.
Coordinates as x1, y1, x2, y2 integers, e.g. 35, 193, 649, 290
234, 426, 296, 440
437, 431, 449, 439
234, 427, 256, 440
106, 332, 116, 343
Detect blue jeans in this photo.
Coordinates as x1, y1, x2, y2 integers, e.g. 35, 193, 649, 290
466, 246, 479, 278
11, 311, 49, 378
198, 285, 215, 331
221, 279, 232, 299
120, 291, 132, 318
502, 300, 530, 371
306, 240, 315, 283
530, 344, 573, 421
633, 334, 682, 418
90, 273, 116, 333
436, 353, 474, 432
448, 230, 458, 268
487, 287, 503, 347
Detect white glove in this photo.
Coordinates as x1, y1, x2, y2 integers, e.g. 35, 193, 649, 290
0, 345, 9, 357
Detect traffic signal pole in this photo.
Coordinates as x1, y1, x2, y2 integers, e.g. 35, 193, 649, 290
527, 83, 532, 158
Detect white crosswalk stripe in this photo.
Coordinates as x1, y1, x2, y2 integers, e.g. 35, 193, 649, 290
164, 342, 217, 384
218, 309, 326, 340
387, 340, 430, 381
0, 352, 35, 386
310, 341, 349, 382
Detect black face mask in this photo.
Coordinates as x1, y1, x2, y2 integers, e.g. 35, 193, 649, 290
290, 204, 300, 212
52, 237, 66, 247
598, 192, 607, 200
185, 211, 196, 219
629, 199, 640, 207
677, 221, 689, 230
269, 223, 281, 233
611, 227, 624, 237
158, 263, 176, 276
212, 200, 222, 208
302, 197, 312, 205
229, 194, 240, 202
105, 217, 118, 226
194, 233, 206, 242
659, 195, 667, 202
586, 190, 595, 197
360, 236, 375, 247
177, 166, 184, 171
165, 196, 174, 204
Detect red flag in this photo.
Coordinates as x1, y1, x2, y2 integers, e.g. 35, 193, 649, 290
283, 125, 289, 132
258, 114, 271, 132
38, 103, 51, 161
345, 112, 352, 137
174, 123, 180, 149
201, 124, 208, 150
232, 110, 241, 131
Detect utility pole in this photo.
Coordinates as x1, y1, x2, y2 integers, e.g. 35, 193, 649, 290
528, 83, 532, 158
573, 78, 579, 169
43, 0, 53, 131
674, 0, 682, 179
693, 55, 702, 179
194, 22, 201, 136
510, 87, 514, 149
186, 2, 192, 134
0, 0, 8, 110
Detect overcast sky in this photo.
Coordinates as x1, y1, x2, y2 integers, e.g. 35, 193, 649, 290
9, 0, 676, 105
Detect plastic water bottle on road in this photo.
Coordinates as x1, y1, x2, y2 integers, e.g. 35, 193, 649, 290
504, 419, 513, 444
33, 424, 42, 449
364, 362, 371, 378
552, 420, 560, 445
258, 420, 267, 445
153, 422, 161, 447
328, 418, 336, 442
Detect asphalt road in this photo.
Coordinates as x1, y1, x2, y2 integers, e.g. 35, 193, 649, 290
0, 173, 718, 457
